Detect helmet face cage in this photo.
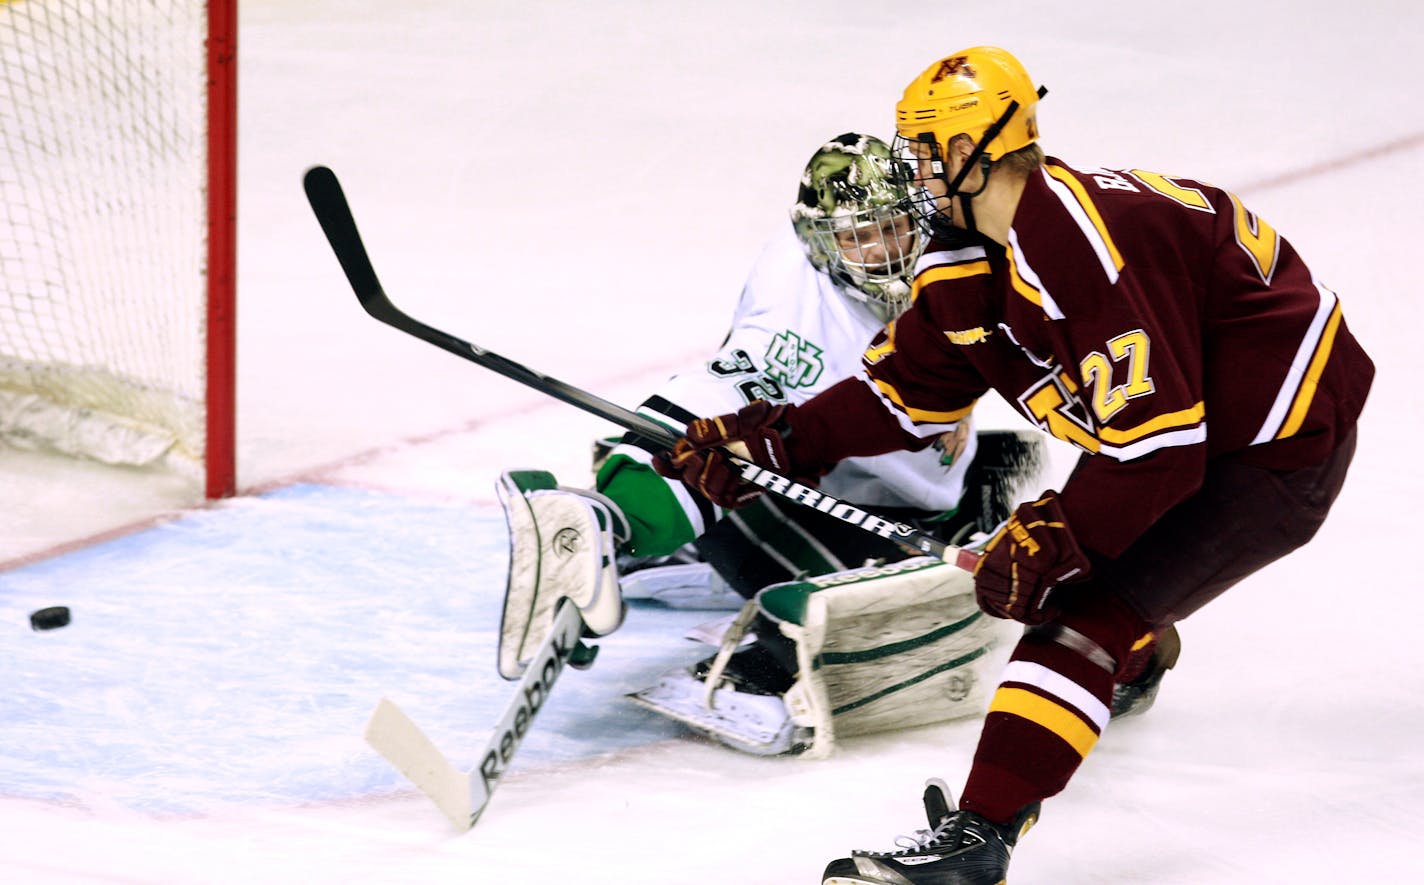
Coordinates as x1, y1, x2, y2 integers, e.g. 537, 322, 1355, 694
890, 133, 965, 242
790, 133, 926, 319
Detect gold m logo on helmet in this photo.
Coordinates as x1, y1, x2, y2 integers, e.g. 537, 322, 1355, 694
931, 56, 976, 83
898, 47, 1042, 161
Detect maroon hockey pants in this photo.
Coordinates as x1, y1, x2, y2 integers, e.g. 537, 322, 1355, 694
960, 427, 1359, 824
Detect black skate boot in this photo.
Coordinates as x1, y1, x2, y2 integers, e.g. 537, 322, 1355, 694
1110, 623, 1181, 719
822, 779, 1038, 885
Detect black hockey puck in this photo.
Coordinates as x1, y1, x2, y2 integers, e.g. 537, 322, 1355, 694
30, 606, 71, 631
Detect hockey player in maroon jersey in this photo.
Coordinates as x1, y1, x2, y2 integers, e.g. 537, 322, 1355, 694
654, 46, 1374, 884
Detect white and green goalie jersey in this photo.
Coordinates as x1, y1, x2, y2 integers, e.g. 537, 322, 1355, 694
595, 224, 976, 558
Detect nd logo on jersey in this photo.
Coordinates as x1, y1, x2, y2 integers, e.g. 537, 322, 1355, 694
765, 331, 824, 388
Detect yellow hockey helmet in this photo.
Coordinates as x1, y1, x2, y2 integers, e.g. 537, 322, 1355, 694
895, 46, 1042, 162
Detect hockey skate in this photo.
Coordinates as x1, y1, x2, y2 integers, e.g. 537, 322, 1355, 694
822, 779, 1038, 885
629, 637, 814, 756
1110, 623, 1181, 719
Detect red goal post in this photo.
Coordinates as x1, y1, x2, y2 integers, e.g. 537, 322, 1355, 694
0, 0, 237, 499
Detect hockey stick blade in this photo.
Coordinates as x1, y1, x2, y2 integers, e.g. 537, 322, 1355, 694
363, 698, 471, 829
364, 600, 590, 830
301, 166, 978, 571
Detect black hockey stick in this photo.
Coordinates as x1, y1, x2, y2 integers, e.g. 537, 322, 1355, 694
302, 165, 675, 447
302, 165, 978, 572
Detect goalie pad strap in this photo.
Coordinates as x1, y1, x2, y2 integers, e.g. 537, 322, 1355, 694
1028, 622, 1117, 674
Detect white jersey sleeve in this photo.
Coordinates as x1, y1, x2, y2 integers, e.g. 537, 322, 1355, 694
618, 223, 973, 515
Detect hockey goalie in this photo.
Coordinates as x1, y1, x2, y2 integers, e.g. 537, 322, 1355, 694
494, 133, 1046, 756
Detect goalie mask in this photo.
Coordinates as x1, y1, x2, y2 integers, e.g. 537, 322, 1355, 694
790, 133, 925, 321
893, 46, 1045, 239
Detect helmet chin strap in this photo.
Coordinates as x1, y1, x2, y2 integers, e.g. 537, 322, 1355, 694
927, 97, 1024, 238
955, 156, 995, 236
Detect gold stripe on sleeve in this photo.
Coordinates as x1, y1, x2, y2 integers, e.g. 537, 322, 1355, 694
1278, 300, 1344, 439
1097, 402, 1206, 445
871, 378, 975, 425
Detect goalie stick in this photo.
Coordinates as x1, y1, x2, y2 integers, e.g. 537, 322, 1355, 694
302, 165, 979, 573
364, 599, 593, 829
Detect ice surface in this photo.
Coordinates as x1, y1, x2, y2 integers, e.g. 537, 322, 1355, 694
2, 1, 1422, 882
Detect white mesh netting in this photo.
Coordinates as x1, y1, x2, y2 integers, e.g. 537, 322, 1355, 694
0, 0, 210, 471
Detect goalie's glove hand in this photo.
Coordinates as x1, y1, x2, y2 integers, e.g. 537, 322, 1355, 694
653, 401, 812, 509
973, 491, 1091, 624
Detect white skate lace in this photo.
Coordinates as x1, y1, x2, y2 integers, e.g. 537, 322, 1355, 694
886, 818, 958, 854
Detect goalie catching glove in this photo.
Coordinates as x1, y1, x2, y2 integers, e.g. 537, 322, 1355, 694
973, 490, 1091, 624
652, 400, 823, 508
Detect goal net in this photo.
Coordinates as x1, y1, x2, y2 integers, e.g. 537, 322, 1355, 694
0, 0, 236, 497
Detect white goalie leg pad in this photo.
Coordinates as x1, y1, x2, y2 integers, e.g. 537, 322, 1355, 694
758, 556, 1015, 755
497, 470, 627, 680
629, 558, 1011, 759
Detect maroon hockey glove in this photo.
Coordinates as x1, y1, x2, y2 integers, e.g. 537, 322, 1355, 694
653, 401, 809, 509
973, 491, 1091, 625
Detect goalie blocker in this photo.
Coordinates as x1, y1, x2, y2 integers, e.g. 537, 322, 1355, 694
631, 556, 1014, 758
497, 469, 629, 680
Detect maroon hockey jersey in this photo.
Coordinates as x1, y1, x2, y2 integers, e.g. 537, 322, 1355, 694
792, 158, 1374, 559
